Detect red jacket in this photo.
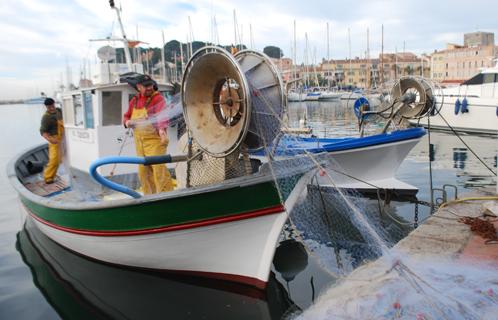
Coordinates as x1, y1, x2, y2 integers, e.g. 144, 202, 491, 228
123, 92, 168, 130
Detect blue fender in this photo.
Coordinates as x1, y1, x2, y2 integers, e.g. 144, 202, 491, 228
353, 97, 370, 119
454, 98, 461, 115
461, 98, 469, 113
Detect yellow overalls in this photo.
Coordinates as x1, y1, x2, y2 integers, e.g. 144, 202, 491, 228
44, 119, 64, 183
130, 98, 174, 195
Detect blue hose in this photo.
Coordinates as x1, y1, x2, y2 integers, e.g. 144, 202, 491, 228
89, 155, 173, 198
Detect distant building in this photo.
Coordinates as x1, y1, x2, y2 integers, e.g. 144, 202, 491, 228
431, 31, 496, 84
319, 52, 429, 89
271, 57, 293, 82
464, 31, 494, 47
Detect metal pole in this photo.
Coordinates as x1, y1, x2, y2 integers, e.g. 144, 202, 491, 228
110, 4, 133, 71
161, 30, 167, 83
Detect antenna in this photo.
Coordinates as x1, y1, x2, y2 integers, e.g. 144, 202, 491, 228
108, 0, 132, 71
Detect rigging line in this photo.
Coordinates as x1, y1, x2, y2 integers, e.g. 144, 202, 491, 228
109, 128, 131, 176
436, 112, 496, 175
428, 116, 434, 213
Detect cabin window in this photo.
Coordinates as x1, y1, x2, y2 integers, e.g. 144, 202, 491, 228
62, 97, 74, 125
463, 73, 484, 85
102, 91, 122, 126
73, 94, 84, 127
82, 91, 94, 129
483, 74, 495, 84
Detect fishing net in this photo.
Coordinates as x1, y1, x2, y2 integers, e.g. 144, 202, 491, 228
70, 48, 497, 319
224, 69, 497, 319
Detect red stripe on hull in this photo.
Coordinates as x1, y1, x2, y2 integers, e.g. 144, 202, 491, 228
27, 204, 285, 237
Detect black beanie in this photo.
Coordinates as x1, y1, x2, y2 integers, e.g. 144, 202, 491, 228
44, 98, 55, 106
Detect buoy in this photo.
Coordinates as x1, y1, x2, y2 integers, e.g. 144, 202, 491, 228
454, 98, 461, 115
461, 98, 469, 113
353, 97, 370, 119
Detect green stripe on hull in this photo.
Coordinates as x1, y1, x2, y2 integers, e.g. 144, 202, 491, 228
22, 181, 281, 232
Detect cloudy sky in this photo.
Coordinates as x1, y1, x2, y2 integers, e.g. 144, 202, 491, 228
1, 0, 497, 99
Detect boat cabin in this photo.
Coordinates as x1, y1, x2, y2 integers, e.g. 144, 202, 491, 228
60, 82, 175, 181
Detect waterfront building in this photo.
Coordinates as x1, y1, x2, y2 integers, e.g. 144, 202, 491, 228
431, 32, 496, 84
318, 53, 429, 89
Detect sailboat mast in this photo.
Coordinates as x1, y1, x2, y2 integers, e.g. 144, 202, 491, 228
327, 22, 330, 88
161, 30, 166, 83
250, 24, 254, 49
367, 28, 370, 89
381, 24, 384, 86
188, 16, 194, 59
348, 28, 352, 85
109, 1, 133, 71
233, 10, 237, 49
179, 41, 184, 76
293, 20, 297, 85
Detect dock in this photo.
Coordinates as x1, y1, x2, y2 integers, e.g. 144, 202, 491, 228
302, 189, 498, 319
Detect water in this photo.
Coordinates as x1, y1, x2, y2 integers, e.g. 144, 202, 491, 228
0, 102, 496, 319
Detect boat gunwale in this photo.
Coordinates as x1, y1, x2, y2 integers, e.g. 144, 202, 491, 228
7, 144, 278, 212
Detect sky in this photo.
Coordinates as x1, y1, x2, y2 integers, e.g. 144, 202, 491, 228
1, 0, 497, 99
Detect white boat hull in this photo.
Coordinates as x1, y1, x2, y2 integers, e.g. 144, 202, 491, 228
410, 96, 498, 135
305, 92, 321, 101
287, 92, 306, 102
319, 91, 342, 100
22, 205, 288, 288
314, 138, 421, 193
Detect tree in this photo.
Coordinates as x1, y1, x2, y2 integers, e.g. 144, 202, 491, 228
263, 46, 283, 59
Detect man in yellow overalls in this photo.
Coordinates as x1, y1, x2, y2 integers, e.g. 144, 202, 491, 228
39, 98, 64, 184
123, 75, 174, 194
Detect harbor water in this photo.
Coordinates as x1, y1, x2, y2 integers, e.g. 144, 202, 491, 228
0, 101, 496, 319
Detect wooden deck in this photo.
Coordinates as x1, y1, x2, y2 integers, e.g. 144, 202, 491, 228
24, 177, 71, 197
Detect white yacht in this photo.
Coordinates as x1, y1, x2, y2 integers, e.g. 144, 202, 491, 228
410, 63, 498, 135
287, 89, 306, 102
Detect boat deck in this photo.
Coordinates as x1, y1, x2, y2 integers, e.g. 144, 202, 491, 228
24, 177, 70, 197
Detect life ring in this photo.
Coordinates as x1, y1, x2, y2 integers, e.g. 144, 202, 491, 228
353, 97, 370, 119
461, 98, 469, 113
454, 98, 461, 115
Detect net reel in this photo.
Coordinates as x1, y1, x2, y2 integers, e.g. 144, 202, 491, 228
390, 77, 435, 119
234, 50, 285, 150
180, 47, 285, 187
181, 46, 251, 158
354, 77, 439, 134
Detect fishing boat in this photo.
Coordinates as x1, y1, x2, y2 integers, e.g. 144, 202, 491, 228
409, 61, 498, 135
252, 127, 426, 196
9, 47, 313, 289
